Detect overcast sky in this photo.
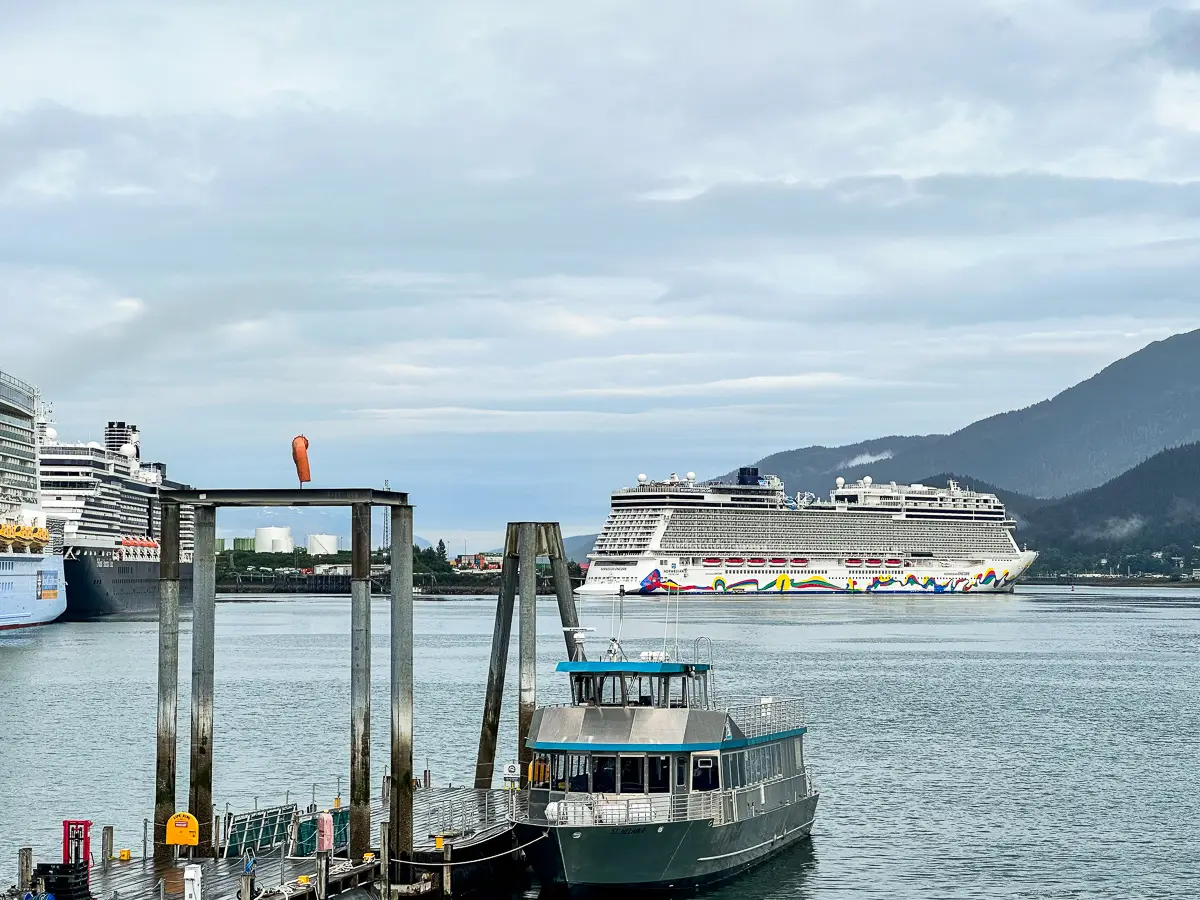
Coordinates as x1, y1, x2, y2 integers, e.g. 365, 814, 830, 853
5, 1, 1200, 549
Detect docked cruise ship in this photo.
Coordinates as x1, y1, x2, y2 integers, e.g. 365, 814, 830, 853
0, 370, 66, 630
579, 467, 1037, 596
39, 421, 194, 618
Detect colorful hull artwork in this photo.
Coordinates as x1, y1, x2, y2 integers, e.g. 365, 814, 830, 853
637, 567, 1018, 595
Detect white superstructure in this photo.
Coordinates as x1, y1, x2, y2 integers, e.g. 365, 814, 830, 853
579, 467, 1037, 596
39, 430, 195, 562
0, 370, 66, 630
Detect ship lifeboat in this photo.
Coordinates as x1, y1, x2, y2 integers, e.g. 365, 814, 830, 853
886, 558, 902, 566
769, 557, 787, 565
845, 558, 862, 566
726, 557, 744, 565
790, 557, 808, 566
747, 557, 766, 566
866, 558, 883, 566
702, 557, 721, 566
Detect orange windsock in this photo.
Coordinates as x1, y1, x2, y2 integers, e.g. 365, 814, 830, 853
292, 435, 311, 485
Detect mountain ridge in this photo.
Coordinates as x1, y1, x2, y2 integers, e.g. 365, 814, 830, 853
738, 328, 1200, 498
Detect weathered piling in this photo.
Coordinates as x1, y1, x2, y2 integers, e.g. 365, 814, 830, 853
517, 523, 537, 780
545, 524, 583, 660
349, 502, 372, 861
473, 538, 518, 790
154, 502, 181, 862
189, 504, 217, 855
17, 847, 32, 891
389, 503, 416, 880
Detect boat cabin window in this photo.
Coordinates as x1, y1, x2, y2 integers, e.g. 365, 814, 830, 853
569, 668, 710, 709
692, 755, 719, 792
675, 755, 688, 788
648, 755, 670, 793
547, 753, 588, 792
620, 756, 645, 793
591, 755, 617, 793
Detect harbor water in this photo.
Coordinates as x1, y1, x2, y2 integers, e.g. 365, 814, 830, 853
2, 587, 1198, 898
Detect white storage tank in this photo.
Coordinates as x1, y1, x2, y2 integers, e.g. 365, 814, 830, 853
255, 526, 293, 553
307, 533, 339, 556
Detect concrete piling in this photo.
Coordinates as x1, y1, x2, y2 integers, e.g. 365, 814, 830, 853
189, 504, 217, 855
349, 502, 372, 861
517, 522, 537, 780
389, 503, 415, 880
154, 502, 181, 862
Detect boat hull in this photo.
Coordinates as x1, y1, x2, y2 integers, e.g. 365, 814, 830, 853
62, 550, 194, 619
517, 793, 818, 893
0, 551, 67, 630
579, 552, 1038, 597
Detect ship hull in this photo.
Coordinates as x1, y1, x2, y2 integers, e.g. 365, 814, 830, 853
517, 793, 818, 893
0, 551, 67, 630
62, 549, 193, 619
580, 552, 1038, 597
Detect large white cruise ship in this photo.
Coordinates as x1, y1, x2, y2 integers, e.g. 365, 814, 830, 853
579, 467, 1037, 596
0, 370, 66, 630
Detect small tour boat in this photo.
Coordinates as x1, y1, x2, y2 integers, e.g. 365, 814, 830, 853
513, 638, 819, 893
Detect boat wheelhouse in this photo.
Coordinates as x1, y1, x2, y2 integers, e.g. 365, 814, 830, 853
513, 650, 818, 892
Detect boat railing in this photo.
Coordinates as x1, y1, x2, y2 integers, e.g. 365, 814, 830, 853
428, 788, 513, 836
519, 771, 815, 829
724, 697, 806, 738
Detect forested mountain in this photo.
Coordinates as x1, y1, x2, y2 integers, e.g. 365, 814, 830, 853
740, 329, 1200, 498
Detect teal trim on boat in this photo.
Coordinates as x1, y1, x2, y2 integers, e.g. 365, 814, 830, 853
530, 727, 806, 754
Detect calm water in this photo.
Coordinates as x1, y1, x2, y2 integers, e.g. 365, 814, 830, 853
2, 587, 1199, 898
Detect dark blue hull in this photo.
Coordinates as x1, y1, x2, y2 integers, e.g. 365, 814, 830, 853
62, 550, 193, 619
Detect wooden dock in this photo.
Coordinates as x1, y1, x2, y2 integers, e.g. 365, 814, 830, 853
79, 787, 520, 899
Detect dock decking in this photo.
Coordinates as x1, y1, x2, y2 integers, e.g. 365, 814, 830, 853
79, 788, 517, 899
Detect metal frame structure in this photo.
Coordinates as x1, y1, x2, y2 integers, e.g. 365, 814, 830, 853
153, 488, 415, 882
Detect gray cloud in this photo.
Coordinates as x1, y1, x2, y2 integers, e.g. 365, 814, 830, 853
4, 1, 1200, 548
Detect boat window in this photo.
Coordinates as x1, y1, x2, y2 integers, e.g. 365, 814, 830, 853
692, 755, 719, 792
620, 756, 645, 794
675, 755, 688, 788
597, 676, 626, 706
648, 755, 670, 793
635, 676, 653, 706
553, 754, 589, 792
530, 755, 551, 789
591, 755, 617, 793
572, 676, 597, 706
